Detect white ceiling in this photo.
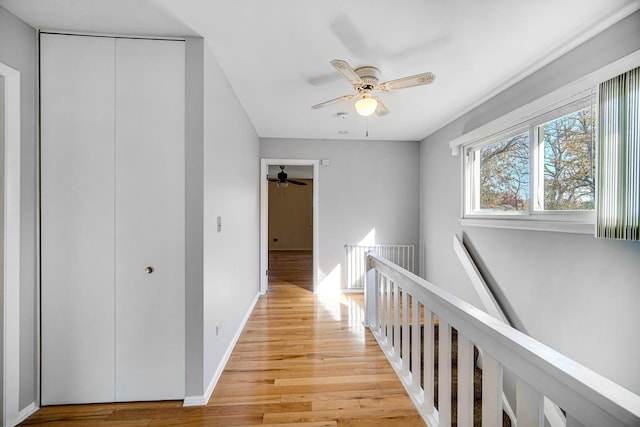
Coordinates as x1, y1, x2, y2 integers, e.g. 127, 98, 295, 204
3, 0, 639, 141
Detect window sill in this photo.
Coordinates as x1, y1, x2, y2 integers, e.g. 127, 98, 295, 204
460, 217, 595, 235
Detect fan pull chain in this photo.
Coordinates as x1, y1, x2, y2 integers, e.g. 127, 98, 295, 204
366, 117, 369, 138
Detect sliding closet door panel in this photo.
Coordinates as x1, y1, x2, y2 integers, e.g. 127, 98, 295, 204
40, 34, 116, 405
114, 38, 185, 401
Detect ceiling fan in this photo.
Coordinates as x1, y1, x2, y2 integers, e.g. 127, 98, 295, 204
311, 59, 435, 117
269, 166, 308, 188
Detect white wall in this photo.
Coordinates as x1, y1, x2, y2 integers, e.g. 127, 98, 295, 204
261, 138, 420, 292
0, 5, 37, 412
420, 10, 640, 394
202, 40, 260, 390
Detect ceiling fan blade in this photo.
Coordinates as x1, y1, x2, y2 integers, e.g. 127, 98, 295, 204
330, 15, 372, 58
287, 180, 308, 186
311, 93, 356, 109
330, 59, 363, 87
375, 98, 389, 117
379, 72, 436, 92
389, 35, 451, 62
308, 72, 343, 87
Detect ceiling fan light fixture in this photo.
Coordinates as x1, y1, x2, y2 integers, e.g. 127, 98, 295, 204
355, 95, 377, 116
276, 181, 289, 188
312, 59, 435, 118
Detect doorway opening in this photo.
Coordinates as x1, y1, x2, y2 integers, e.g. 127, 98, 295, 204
260, 159, 319, 294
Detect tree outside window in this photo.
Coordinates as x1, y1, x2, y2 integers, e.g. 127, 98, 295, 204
540, 108, 595, 211
479, 132, 529, 211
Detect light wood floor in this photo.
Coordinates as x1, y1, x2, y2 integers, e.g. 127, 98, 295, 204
20, 250, 424, 426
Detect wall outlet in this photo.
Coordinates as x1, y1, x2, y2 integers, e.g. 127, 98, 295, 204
216, 321, 223, 336
217, 216, 222, 233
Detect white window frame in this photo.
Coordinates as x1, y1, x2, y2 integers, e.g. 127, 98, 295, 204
450, 50, 640, 234
464, 125, 531, 218
460, 93, 597, 234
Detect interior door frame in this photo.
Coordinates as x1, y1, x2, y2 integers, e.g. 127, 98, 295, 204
260, 159, 319, 294
1, 60, 22, 427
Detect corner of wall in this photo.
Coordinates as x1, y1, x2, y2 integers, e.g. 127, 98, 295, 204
184, 35, 206, 398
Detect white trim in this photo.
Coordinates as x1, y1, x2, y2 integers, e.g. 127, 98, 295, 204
39, 30, 186, 42
452, 234, 508, 323
15, 402, 38, 425
182, 395, 206, 406
449, 49, 640, 155
183, 291, 260, 407
260, 158, 319, 294
460, 217, 595, 234
34, 31, 41, 414
1, 61, 21, 427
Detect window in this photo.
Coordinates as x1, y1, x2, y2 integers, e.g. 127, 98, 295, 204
463, 96, 596, 231
538, 107, 595, 211
471, 131, 529, 212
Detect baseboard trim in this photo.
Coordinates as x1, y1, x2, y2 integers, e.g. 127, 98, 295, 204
183, 291, 260, 407
15, 402, 38, 426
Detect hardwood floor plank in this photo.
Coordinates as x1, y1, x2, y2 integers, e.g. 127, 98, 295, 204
147, 414, 264, 426
279, 389, 412, 404
218, 365, 400, 382
206, 394, 283, 407
19, 405, 120, 425
310, 399, 361, 411
357, 396, 418, 410
338, 416, 426, 426
274, 374, 399, 387
209, 380, 406, 398
22, 421, 152, 427
262, 407, 421, 424
107, 403, 312, 421
247, 422, 337, 427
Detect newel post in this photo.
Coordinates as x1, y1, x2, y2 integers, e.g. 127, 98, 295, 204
364, 251, 378, 329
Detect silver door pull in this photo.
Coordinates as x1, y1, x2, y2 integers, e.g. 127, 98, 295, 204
145, 266, 154, 274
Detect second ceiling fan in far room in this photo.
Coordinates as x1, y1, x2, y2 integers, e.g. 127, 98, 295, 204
269, 166, 308, 188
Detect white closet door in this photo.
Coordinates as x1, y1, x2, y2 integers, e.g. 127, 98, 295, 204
114, 38, 185, 401
40, 34, 116, 405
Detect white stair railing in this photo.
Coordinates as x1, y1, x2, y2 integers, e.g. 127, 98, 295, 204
344, 244, 414, 290
364, 251, 640, 427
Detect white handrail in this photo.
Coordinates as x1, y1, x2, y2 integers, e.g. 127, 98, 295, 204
365, 252, 640, 427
